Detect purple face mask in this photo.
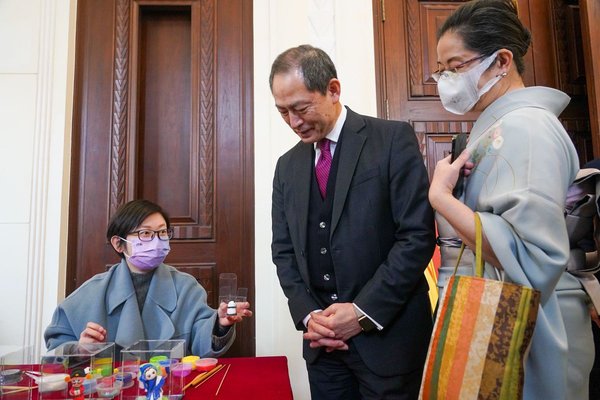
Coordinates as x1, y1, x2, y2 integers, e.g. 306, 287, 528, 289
121, 236, 170, 271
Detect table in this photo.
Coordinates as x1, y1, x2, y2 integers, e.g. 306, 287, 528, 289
182, 356, 293, 399
1, 356, 293, 400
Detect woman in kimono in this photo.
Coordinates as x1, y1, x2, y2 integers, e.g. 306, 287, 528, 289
428, 0, 593, 398
44, 199, 252, 356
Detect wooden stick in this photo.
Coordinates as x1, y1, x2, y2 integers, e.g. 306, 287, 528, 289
193, 364, 224, 388
183, 364, 224, 391
1, 386, 37, 394
214, 363, 230, 396
183, 371, 208, 391
0, 386, 37, 390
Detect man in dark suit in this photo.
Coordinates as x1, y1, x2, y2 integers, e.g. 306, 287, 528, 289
270, 45, 436, 399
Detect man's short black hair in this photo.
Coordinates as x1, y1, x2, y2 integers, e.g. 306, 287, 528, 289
269, 44, 337, 95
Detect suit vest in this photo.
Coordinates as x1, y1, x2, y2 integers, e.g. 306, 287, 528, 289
307, 138, 343, 308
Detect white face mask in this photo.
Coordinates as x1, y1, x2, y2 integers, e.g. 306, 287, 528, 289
436, 52, 501, 115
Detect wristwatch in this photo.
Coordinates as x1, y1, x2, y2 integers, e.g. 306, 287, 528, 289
356, 309, 377, 332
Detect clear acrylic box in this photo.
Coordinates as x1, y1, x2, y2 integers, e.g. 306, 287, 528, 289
120, 340, 186, 400
0, 345, 37, 400
39, 341, 115, 399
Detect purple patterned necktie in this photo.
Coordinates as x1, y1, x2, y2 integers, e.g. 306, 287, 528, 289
315, 139, 332, 198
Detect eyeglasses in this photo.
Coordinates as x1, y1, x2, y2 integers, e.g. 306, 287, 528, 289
128, 228, 174, 242
431, 54, 487, 82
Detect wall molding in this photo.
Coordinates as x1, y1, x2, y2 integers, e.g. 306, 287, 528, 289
308, 0, 336, 60
24, 0, 57, 356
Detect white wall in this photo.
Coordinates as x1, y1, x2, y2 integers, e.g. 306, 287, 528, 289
0, 0, 76, 354
0, 0, 377, 398
253, 1, 377, 398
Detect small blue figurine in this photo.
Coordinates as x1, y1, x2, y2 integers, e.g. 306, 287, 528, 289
138, 363, 166, 400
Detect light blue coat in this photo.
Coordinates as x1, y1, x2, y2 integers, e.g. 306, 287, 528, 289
464, 87, 592, 399
44, 260, 234, 356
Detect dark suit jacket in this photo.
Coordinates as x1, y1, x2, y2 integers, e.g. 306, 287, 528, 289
271, 107, 436, 376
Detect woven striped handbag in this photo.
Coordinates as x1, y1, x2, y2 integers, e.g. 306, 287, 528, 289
419, 213, 541, 400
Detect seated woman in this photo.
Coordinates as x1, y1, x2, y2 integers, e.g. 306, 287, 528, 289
44, 199, 252, 356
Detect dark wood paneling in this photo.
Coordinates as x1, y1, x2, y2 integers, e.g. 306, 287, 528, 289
138, 7, 193, 217
580, 0, 600, 157
68, 0, 118, 293
373, 0, 593, 170
425, 134, 452, 180
414, 121, 474, 181
547, 0, 592, 164
170, 263, 218, 306
550, 0, 587, 95
418, 3, 455, 93
69, 0, 254, 357
213, 0, 255, 357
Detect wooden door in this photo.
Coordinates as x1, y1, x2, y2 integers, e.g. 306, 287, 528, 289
373, 0, 596, 176
581, 0, 600, 155
67, 0, 254, 357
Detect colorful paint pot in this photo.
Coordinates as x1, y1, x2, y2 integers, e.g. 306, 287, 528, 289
195, 358, 218, 372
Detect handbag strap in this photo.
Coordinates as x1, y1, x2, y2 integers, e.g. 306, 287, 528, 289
452, 212, 485, 278
474, 212, 483, 277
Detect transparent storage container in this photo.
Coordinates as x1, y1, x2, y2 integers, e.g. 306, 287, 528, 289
120, 340, 185, 400
39, 341, 115, 400
0, 345, 37, 400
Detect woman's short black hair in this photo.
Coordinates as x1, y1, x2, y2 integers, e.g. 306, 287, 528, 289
269, 44, 338, 95
438, 0, 531, 75
106, 199, 171, 258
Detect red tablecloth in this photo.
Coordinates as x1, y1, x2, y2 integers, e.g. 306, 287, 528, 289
183, 356, 293, 399
1, 356, 293, 400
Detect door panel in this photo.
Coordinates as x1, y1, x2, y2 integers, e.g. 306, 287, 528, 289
137, 8, 194, 214
580, 0, 600, 155
68, 0, 254, 357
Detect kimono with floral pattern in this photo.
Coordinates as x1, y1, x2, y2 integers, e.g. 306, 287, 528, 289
459, 86, 592, 399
